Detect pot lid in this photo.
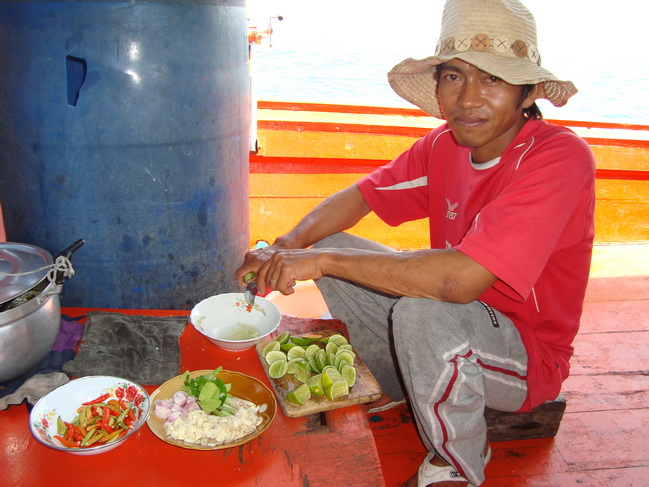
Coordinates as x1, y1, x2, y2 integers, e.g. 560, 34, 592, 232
0, 243, 53, 305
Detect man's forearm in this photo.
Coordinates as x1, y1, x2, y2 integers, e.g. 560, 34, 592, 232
316, 247, 497, 304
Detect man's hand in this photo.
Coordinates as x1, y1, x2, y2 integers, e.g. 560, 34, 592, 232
235, 245, 278, 289
254, 248, 326, 295
235, 183, 371, 293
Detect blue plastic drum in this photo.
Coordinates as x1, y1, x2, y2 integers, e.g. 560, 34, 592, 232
0, 0, 250, 308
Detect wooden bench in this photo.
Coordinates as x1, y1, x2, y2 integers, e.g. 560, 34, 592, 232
485, 394, 566, 442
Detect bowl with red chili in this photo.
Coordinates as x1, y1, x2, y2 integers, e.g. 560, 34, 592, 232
29, 375, 150, 455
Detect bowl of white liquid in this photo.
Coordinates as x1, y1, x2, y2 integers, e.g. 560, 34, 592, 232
190, 293, 281, 351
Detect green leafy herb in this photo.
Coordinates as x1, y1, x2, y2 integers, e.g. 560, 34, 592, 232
180, 367, 234, 415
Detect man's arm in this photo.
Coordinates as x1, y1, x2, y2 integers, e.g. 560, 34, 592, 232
235, 184, 370, 283
261, 246, 496, 304
274, 183, 371, 250
237, 183, 496, 303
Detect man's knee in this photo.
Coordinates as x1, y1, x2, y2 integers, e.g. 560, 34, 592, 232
392, 298, 474, 344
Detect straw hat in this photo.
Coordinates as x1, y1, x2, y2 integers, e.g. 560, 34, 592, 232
388, 0, 577, 119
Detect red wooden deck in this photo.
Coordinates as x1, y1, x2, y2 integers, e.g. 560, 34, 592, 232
1, 245, 646, 486
370, 247, 649, 486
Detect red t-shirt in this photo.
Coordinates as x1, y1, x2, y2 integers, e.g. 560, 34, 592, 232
357, 119, 596, 411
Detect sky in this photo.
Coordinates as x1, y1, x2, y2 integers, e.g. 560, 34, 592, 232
247, 0, 649, 123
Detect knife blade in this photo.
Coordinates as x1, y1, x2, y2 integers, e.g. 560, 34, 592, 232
244, 281, 258, 306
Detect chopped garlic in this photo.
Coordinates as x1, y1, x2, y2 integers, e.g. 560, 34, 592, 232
164, 405, 262, 446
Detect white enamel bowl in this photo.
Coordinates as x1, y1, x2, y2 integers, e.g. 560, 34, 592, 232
190, 293, 281, 351
29, 376, 150, 455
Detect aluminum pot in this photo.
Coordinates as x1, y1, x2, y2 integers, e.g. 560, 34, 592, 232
0, 280, 62, 382
0, 240, 84, 383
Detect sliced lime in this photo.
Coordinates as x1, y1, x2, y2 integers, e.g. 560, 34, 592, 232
280, 342, 297, 352
325, 341, 339, 356
261, 340, 281, 358
340, 364, 357, 387
265, 350, 288, 366
315, 349, 328, 372
287, 358, 303, 375
322, 367, 344, 389
327, 334, 348, 347
293, 360, 311, 383
306, 355, 320, 374
286, 383, 311, 405
338, 344, 353, 352
304, 344, 320, 358
302, 334, 323, 342
325, 379, 349, 400
334, 352, 354, 371
268, 359, 288, 379
306, 374, 324, 396
290, 336, 312, 346
328, 353, 336, 367
274, 330, 291, 344
287, 346, 306, 361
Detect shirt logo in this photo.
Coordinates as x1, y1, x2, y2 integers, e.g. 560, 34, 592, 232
445, 198, 459, 220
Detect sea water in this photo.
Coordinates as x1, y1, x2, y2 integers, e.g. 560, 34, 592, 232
249, 0, 649, 125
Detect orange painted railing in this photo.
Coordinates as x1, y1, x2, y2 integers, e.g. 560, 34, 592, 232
250, 101, 649, 248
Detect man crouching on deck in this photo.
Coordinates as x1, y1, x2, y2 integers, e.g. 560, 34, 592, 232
236, 0, 595, 485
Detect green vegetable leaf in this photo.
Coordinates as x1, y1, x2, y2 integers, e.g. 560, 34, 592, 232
181, 367, 233, 415
199, 381, 218, 401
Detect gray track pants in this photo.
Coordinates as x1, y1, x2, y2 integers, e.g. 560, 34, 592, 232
313, 233, 529, 486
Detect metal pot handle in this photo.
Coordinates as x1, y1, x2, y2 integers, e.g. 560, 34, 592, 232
54, 239, 85, 285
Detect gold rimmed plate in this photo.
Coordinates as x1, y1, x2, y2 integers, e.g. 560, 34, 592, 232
146, 369, 277, 450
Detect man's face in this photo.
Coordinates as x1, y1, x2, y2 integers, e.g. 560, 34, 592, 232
437, 59, 537, 163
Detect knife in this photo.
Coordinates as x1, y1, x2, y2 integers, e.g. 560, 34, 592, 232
244, 272, 258, 306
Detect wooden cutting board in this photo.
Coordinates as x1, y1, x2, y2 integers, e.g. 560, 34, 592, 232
256, 329, 382, 418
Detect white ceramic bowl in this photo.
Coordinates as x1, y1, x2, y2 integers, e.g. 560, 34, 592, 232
29, 376, 150, 455
190, 293, 281, 351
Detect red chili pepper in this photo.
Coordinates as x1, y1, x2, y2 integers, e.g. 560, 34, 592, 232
65, 423, 74, 441
107, 400, 122, 414
82, 393, 110, 405
102, 405, 111, 425
54, 435, 81, 448
118, 399, 127, 411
